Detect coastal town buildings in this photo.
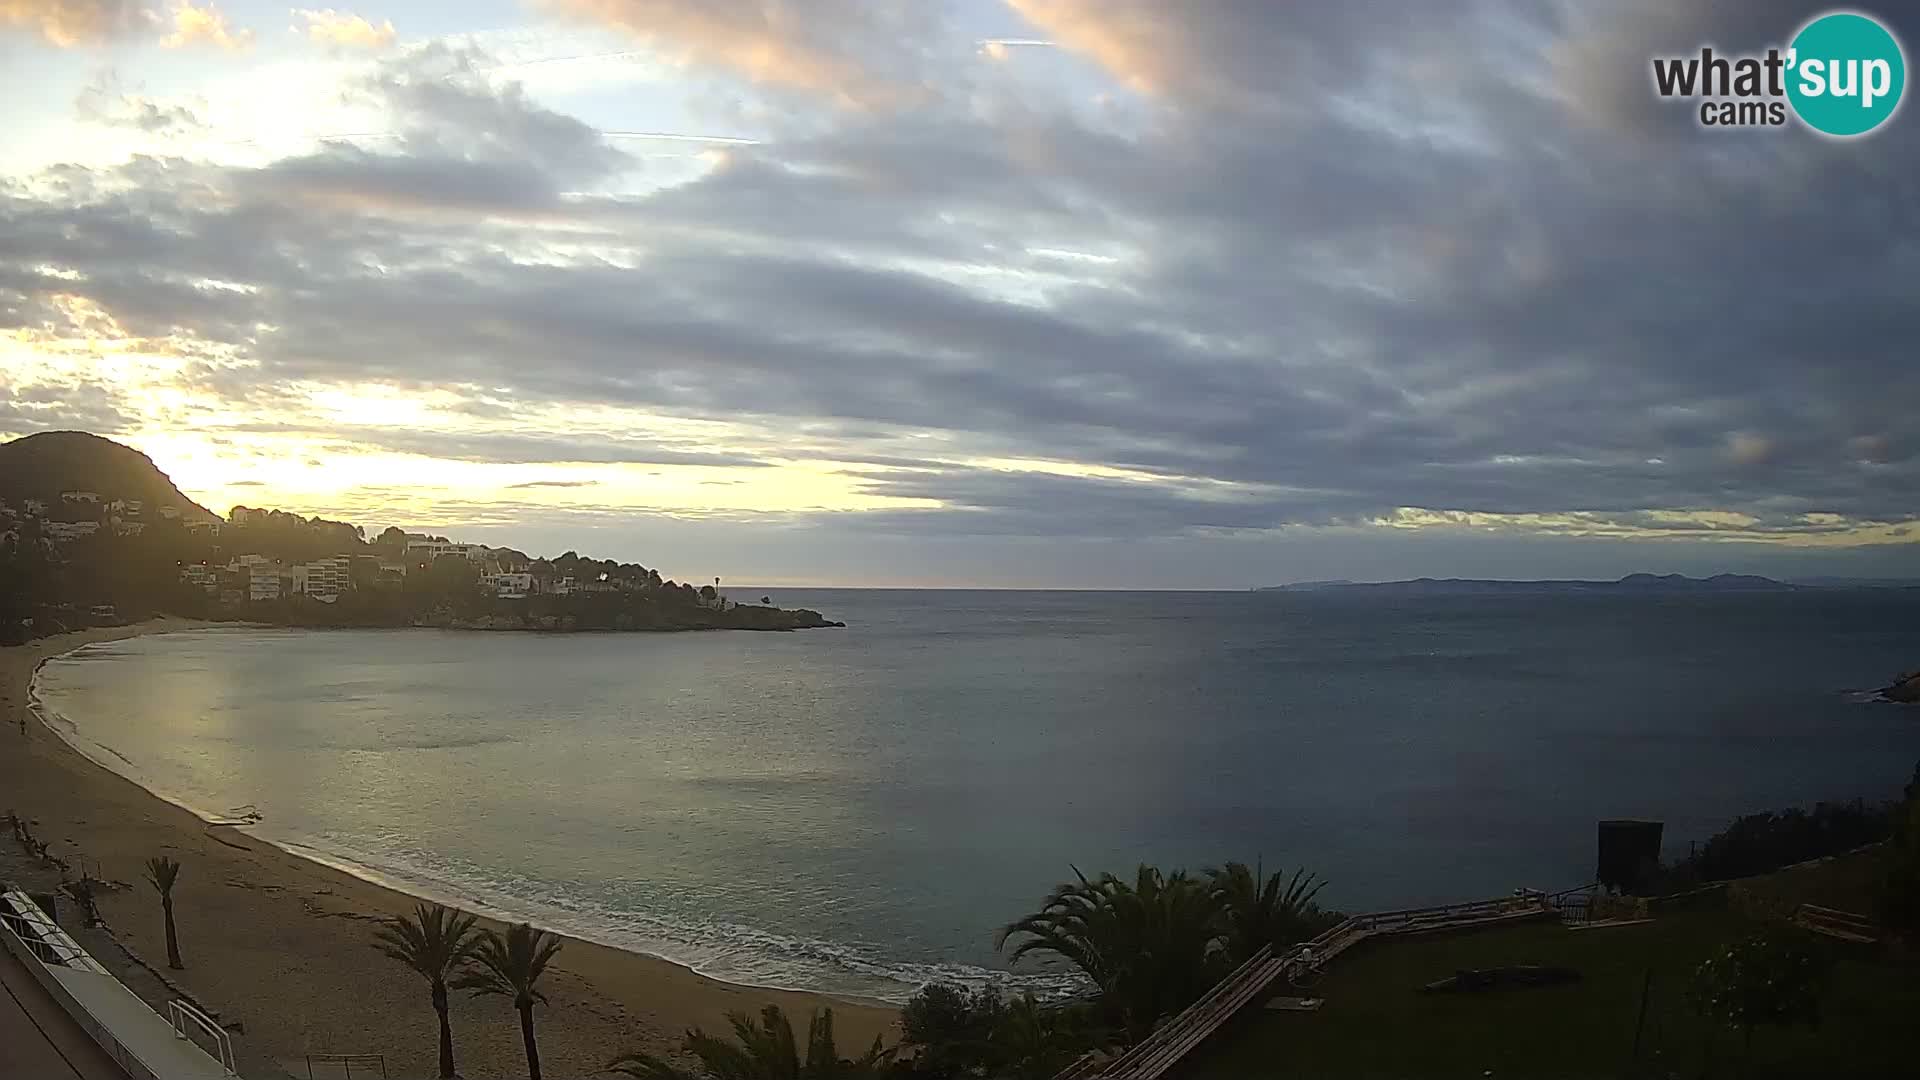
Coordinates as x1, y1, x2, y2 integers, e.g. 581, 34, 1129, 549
181, 564, 220, 593
406, 538, 491, 562
291, 556, 351, 600
483, 571, 533, 598
43, 520, 100, 542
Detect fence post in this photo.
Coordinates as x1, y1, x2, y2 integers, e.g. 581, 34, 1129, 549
1629, 967, 1652, 1067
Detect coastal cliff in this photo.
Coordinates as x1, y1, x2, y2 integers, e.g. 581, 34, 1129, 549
1881, 670, 1920, 704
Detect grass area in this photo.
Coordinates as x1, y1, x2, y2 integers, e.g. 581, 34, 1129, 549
1181, 851, 1913, 1080
1730, 843, 1890, 919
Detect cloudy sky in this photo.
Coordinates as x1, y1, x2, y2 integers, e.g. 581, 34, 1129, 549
2, 1, 1915, 587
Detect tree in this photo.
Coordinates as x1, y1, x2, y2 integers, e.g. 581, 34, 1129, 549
991, 993, 1099, 1080
373, 903, 485, 1078
1205, 861, 1335, 964
997, 865, 1225, 1043
1689, 929, 1830, 1066
1879, 760, 1920, 934
897, 984, 1099, 1080
898, 984, 1006, 1078
608, 1004, 890, 1079
143, 856, 184, 968
454, 922, 563, 1080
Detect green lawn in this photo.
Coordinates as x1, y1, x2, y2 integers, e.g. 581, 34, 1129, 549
1181, 866, 1913, 1080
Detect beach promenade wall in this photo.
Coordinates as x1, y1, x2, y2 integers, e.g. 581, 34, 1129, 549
1, 890, 233, 1080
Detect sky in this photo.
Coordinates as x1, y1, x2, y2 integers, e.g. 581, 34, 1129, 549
1, 1, 1916, 588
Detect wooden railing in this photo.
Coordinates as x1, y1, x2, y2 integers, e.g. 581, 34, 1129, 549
1060, 890, 1561, 1080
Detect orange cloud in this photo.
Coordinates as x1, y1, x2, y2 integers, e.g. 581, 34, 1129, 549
540, 0, 917, 108
294, 8, 395, 50
1004, 0, 1179, 96
160, 0, 251, 50
0, 0, 149, 46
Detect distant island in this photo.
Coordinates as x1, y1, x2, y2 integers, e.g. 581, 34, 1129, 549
0, 431, 842, 643
1255, 573, 1795, 594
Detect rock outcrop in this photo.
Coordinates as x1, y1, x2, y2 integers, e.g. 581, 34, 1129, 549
1880, 670, 1920, 704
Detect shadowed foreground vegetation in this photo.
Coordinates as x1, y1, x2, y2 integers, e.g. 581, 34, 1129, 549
1183, 848, 1919, 1080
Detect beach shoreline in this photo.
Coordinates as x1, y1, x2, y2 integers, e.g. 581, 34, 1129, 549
2, 619, 898, 1080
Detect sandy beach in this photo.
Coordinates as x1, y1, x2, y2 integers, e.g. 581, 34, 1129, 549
1, 619, 898, 1080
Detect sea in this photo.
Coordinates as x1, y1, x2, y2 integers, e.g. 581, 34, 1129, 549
29, 588, 1920, 1002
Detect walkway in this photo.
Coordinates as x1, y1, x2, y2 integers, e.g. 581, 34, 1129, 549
1058, 891, 1566, 1080
0, 939, 130, 1080
2, 888, 237, 1079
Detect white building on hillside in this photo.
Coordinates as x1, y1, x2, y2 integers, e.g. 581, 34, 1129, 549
483, 572, 532, 598
406, 540, 490, 562
291, 557, 351, 599
44, 520, 100, 541
249, 573, 282, 602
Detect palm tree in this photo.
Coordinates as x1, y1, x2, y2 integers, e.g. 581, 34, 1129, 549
143, 856, 184, 968
453, 922, 562, 1080
993, 993, 1100, 1080
1205, 860, 1333, 963
997, 865, 1225, 1043
372, 903, 483, 1078
607, 1004, 890, 1079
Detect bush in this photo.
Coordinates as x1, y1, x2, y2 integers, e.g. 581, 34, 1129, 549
894, 984, 1101, 1079
1647, 798, 1896, 894
1689, 929, 1830, 1061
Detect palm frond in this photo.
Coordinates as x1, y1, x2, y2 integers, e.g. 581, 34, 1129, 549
451, 921, 563, 1006
604, 1049, 699, 1080
370, 902, 483, 983
143, 855, 181, 896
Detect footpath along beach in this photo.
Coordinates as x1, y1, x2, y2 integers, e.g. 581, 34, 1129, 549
1, 619, 897, 1080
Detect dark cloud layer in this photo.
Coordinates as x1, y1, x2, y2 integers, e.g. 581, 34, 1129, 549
2, 1, 1917, 579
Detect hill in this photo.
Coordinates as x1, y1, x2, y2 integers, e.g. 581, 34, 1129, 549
1255, 573, 1791, 594
0, 431, 217, 520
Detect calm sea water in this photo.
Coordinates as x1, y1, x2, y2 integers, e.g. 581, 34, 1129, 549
31, 589, 1920, 1001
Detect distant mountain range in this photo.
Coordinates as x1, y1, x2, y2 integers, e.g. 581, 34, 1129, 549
0, 431, 218, 521
1255, 573, 1805, 594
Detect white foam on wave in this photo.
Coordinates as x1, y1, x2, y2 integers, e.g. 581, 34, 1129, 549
266, 830, 1086, 1004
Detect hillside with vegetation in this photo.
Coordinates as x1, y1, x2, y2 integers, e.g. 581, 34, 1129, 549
0, 432, 840, 642
0, 431, 218, 520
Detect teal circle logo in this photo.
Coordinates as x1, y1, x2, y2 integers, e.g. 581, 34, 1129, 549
1786, 12, 1906, 136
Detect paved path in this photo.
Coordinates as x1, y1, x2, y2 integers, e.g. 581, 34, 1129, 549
0, 941, 129, 1080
